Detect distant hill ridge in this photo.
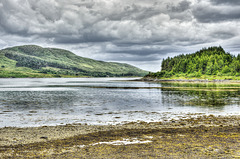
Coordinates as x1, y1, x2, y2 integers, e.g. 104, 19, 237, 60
0, 45, 147, 78
146, 46, 240, 79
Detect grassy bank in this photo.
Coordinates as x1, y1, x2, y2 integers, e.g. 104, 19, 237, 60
1, 115, 240, 158
145, 72, 240, 81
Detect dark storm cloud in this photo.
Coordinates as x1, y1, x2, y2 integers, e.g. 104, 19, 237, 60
106, 54, 160, 62
210, 31, 236, 39
193, 5, 240, 23
108, 49, 160, 56
170, 0, 191, 12
54, 34, 117, 44
103, 3, 161, 21
210, 0, 240, 5
0, 0, 240, 72
106, 46, 179, 57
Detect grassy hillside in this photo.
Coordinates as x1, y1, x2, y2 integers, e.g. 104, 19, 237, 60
146, 46, 240, 80
0, 45, 147, 78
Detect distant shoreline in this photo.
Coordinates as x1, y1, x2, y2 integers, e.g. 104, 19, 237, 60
137, 77, 240, 83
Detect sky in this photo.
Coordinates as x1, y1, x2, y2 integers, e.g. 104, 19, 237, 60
0, 0, 240, 72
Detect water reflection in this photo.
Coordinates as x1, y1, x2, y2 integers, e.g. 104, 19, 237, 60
0, 90, 77, 111
0, 78, 240, 127
160, 82, 240, 88
161, 82, 240, 108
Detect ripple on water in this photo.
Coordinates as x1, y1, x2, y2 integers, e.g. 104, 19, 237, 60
0, 78, 239, 127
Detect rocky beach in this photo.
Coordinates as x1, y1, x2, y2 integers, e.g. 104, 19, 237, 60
1, 115, 240, 158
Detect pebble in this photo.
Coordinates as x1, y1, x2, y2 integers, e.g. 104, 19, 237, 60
40, 136, 48, 140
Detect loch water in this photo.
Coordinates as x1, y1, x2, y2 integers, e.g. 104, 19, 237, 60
0, 78, 239, 127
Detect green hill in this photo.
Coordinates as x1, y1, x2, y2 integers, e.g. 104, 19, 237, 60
146, 46, 240, 80
0, 45, 148, 78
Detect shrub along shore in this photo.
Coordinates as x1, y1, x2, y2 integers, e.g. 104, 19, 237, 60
145, 46, 240, 81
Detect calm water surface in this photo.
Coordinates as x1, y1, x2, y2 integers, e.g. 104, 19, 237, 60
0, 78, 239, 127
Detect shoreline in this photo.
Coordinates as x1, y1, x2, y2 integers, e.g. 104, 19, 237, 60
1, 115, 240, 158
137, 77, 240, 83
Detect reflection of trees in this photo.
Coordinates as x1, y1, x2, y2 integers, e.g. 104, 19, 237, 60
161, 88, 240, 108
185, 90, 235, 107
160, 82, 240, 88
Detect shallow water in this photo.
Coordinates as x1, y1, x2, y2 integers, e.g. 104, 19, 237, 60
0, 78, 239, 127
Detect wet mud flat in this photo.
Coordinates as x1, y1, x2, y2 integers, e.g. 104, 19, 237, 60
1, 115, 240, 158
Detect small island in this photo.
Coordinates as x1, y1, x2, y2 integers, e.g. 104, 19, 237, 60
145, 46, 240, 81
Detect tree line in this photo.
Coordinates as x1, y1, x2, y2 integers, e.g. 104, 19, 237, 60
147, 46, 240, 78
